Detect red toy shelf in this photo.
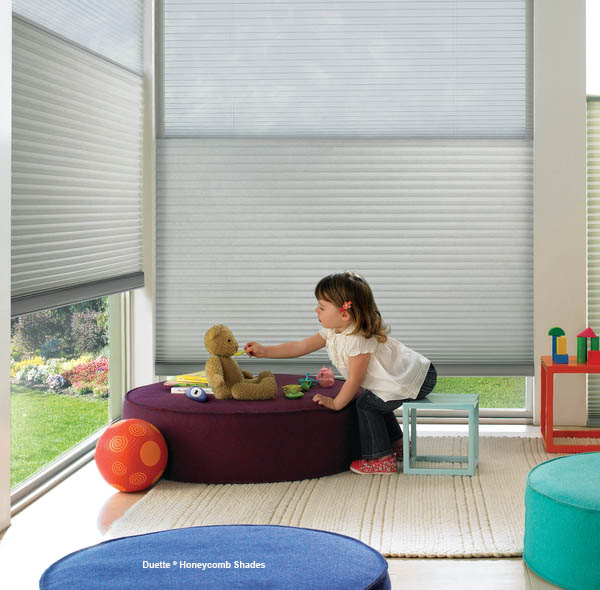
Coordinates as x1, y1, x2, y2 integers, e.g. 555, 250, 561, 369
540, 356, 600, 453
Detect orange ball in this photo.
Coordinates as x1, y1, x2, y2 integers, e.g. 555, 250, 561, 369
95, 419, 168, 492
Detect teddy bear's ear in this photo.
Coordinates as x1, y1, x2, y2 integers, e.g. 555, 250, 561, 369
204, 325, 221, 347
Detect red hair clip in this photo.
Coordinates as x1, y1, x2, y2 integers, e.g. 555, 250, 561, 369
341, 301, 352, 312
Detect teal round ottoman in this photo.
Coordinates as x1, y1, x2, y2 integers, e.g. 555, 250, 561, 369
524, 452, 600, 590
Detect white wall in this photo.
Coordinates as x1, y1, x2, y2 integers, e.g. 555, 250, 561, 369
130, 0, 156, 389
587, 0, 600, 94
1, 3, 12, 532
534, 0, 587, 426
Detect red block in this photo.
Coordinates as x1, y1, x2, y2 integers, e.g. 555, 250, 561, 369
588, 351, 600, 365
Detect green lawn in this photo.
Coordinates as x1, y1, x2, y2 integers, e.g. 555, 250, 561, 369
10, 384, 109, 489
434, 376, 526, 409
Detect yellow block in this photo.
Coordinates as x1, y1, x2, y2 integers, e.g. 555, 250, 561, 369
557, 336, 567, 355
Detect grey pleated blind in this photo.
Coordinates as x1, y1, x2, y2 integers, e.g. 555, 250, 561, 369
588, 97, 600, 425
156, 0, 533, 376
11, 11, 144, 316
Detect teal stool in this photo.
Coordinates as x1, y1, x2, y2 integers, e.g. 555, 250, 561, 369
524, 453, 600, 590
402, 393, 479, 476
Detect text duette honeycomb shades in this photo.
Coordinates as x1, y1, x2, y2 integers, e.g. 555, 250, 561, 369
11, 2, 144, 316
155, 0, 533, 377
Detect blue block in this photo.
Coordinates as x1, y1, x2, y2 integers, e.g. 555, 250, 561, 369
553, 353, 569, 364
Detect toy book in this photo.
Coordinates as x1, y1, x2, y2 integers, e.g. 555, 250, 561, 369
170, 387, 188, 394
175, 370, 207, 385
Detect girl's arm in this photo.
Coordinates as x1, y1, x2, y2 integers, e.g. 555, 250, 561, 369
245, 332, 326, 359
314, 353, 370, 411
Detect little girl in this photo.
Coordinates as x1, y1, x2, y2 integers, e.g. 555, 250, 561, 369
245, 271, 437, 475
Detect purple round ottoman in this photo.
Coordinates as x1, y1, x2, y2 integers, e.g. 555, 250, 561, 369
122, 374, 360, 484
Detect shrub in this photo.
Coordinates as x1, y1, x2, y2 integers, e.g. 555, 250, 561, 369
61, 356, 109, 398
12, 309, 71, 358
92, 384, 109, 398
15, 358, 64, 386
11, 356, 44, 378
10, 332, 26, 362
59, 355, 93, 374
97, 308, 108, 334
46, 374, 67, 390
73, 384, 94, 395
15, 364, 48, 385
40, 338, 63, 360
11, 299, 109, 360
71, 311, 108, 356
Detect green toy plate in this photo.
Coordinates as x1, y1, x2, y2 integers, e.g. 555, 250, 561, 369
282, 384, 304, 399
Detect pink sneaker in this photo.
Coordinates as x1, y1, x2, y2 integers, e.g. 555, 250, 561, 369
350, 456, 397, 475
392, 442, 411, 462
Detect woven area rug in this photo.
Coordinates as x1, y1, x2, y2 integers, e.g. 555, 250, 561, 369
106, 435, 596, 558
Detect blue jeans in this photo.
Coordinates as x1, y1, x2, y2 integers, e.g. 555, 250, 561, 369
355, 364, 437, 460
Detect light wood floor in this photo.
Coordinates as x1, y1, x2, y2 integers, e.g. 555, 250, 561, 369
0, 425, 561, 589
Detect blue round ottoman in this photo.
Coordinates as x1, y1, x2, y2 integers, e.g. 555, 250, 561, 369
40, 525, 391, 590
524, 452, 600, 590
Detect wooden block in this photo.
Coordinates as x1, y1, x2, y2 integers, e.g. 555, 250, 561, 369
588, 350, 600, 365
557, 336, 567, 355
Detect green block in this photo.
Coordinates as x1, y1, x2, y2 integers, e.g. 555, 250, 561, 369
577, 337, 588, 363
592, 337, 599, 351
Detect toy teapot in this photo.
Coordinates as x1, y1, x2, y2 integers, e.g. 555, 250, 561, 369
317, 366, 335, 388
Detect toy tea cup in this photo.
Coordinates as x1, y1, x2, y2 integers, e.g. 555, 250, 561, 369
282, 384, 304, 399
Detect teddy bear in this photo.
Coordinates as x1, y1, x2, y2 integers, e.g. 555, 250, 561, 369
204, 324, 277, 400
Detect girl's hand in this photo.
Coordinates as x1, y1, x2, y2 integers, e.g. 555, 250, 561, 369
245, 341, 265, 357
313, 394, 336, 410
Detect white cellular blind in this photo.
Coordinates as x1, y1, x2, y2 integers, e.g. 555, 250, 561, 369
588, 97, 600, 425
11, 14, 144, 316
156, 0, 533, 376
162, 0, 530, 138
12, 0, 143, 73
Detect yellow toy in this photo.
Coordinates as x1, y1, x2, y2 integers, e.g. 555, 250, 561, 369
204, 325, 277, 400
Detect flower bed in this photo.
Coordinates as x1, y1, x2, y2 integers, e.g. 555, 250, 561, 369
10, 354, 109, 398
61, 356, 109, 397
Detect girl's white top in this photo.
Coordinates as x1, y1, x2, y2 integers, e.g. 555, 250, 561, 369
319, 326, 431, 402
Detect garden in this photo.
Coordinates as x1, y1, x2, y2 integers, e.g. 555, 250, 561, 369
11, 299, 110, 398
10, 298, 110, 488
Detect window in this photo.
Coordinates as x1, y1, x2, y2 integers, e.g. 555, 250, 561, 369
8, 0, 144, 510
435, 376, 527, 410
587, 0, 600, 426
156, 1, 534, 401
10, 297, 112, 489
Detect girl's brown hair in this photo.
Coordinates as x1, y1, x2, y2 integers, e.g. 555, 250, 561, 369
314, 271, 389, 342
